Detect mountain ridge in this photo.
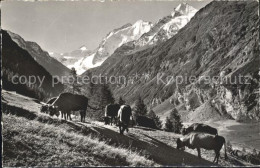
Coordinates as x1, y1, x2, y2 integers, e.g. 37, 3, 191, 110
7, 30, 70, 78
57, 2, 198, 75
86, 1, 260, 122
2, 30, 65, 100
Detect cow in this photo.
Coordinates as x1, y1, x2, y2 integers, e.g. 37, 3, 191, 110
104, 104, 121, 125
176, 132, 227, 164
181, 123, 218, 135
117, 105, 132, 134
135, 115, 157, 129
49, 92, 97, 122
40, 97, 57, 114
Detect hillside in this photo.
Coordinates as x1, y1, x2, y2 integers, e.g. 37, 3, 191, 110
7, 30, 70, 78
87, 1, 260, 122
2, 30, 64, 100
3, 90, 257, 166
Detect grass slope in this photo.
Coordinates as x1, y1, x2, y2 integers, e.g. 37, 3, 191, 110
2, 90, 255, 166
3, 114, 154, 167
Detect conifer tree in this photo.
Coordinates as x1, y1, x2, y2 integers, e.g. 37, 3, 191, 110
148, 110, 162, 129
169, 108, 183, 133
165, 117, 173, 132
134, 95, 147, 116
100, 84, 115, 110
118, 96, 126, 105
66, 67, 81, 94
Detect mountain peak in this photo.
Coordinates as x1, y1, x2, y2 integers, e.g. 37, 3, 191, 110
174, 2, 197, 15
112, 23, 132, 33
80, 45, 88, 51
133, 20, 153, 27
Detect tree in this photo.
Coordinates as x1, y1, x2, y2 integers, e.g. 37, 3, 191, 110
164, 117, 173, 132
100, 84, 115, 110
134, 95, 147, 116
148, 110, 162, 129
66, 67, 82, 94
169, 108, 183, 133
118, 96, 126, 105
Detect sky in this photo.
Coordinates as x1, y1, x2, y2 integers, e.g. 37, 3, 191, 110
2, 0, 211, 53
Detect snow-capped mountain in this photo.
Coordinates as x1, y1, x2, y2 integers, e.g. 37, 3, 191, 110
73, 20, 153, 74
49, 45, 92, 69
56, 3, 197, 75
92, 20, 153, 64
134, 2, 198, 48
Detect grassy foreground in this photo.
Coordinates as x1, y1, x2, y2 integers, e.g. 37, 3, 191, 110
3, 114, 156, 167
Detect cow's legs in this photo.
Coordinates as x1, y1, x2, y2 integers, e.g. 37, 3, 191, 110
121, 124, 127, 134
216, 153, 219, 164
216, 151, 220, 164
110, 117, 113, 126
63, 111, 67, 120
121, 126, 125, 134
197, 148, 201, 158
126, 124, 129, 132
80, 110, 83, 122
80, 110, 86, 123
67, 111, 72, 121
82, 111, 86, 123
119, 123, 123, 134
213, 151, 217, 163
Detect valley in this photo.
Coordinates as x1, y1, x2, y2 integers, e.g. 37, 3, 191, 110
1, 0, 259, 167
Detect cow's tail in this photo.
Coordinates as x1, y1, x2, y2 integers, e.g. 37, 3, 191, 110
88, 104, 101, 111
224, 138, 227, 160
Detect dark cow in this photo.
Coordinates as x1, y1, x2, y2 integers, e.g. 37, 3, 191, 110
135, 116, 157, 129
49, 92, 93, 122
104, 104, 121, 125
40, 97, 57, 115
181, 123, 218, 135
177, 132, 227, 164
117, 105, 132, 134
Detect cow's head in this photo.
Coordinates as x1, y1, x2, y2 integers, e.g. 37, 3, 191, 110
104, 116, 110, 125
48, 105, 60, 117
176, 138, 185, 150
40, 105, 49, 113
180, 128, 187, 135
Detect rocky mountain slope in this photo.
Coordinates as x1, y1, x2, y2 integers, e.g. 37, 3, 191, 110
87, 1, 260, 122
2, 30, 64, 100
7, 31, 70, 78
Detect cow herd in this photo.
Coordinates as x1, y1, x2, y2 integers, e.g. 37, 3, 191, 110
41, 92, 133, 134
41, 93, 228, 163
